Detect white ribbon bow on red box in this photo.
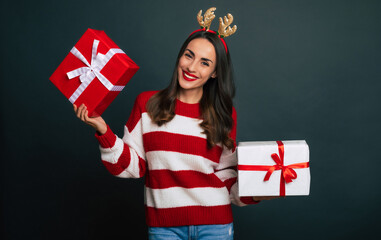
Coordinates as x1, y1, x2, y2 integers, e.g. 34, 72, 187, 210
66, 39, 125, 103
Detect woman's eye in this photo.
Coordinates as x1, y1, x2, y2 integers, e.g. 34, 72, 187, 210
185, 53, 192, 58
202, 62, 210, 67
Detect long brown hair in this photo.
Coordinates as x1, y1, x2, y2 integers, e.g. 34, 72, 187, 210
146, 30, 236, 149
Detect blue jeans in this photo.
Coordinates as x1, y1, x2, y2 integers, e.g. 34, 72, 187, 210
148, 223, 234, 240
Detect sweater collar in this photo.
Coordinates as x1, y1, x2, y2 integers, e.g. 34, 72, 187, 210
175, 98, 201, 119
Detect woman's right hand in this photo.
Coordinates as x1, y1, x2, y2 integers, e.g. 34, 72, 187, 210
73, 104, 107, 135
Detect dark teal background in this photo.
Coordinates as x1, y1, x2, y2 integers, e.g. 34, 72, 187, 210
2, 0, 380, 239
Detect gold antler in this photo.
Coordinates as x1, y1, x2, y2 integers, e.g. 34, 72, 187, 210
197, 7, 216, 30
218, 13, 237, 38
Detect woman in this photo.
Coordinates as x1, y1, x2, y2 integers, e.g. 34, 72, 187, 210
74, 7, 271, 240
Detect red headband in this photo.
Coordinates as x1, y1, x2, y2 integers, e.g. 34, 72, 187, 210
188, 28, 228, 53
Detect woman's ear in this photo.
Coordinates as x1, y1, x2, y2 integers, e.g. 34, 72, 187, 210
211, 71, 217, 78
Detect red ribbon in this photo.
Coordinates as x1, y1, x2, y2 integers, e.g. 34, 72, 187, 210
238, 141, 309, 196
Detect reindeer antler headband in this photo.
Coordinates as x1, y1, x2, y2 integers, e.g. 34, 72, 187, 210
189, 7, 238, 53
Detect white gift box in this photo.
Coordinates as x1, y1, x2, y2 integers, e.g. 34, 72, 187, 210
237, 140, 310, 197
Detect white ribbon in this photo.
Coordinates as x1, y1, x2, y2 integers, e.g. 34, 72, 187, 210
66, 39, 126, 103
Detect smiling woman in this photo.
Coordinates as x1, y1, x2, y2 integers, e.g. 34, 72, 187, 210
147, 30, 236, 150
177, 38, 217, 101
73, 7, 260, 240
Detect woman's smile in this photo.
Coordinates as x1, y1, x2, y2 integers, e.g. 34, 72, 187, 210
182, 70, 199, 81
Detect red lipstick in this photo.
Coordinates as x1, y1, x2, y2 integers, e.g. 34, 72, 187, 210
182, 70, 199, 81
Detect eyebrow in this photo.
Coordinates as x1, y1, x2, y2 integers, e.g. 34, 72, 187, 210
185, 49, 214, 63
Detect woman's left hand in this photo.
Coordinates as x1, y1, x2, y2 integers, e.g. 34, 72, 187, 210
253, 196, 283, 201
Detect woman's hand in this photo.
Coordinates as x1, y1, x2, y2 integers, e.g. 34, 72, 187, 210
253, 196, 283, 201
73, 104, 107, 135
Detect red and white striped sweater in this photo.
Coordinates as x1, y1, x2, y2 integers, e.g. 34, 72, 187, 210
95, 91, 257, 227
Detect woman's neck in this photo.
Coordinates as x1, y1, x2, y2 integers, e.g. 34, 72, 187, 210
178, 88, 203, 104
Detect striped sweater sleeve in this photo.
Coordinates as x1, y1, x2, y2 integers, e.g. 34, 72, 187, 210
94, 94, 147, 178
214, 107, 260, 206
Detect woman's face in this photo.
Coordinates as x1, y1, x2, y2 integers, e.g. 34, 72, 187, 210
177, 38, 217, 96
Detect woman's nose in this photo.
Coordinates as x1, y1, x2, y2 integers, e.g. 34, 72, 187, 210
187, 60, 197, 73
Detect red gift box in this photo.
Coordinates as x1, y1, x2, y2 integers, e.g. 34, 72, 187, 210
50, 28, 139, 117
